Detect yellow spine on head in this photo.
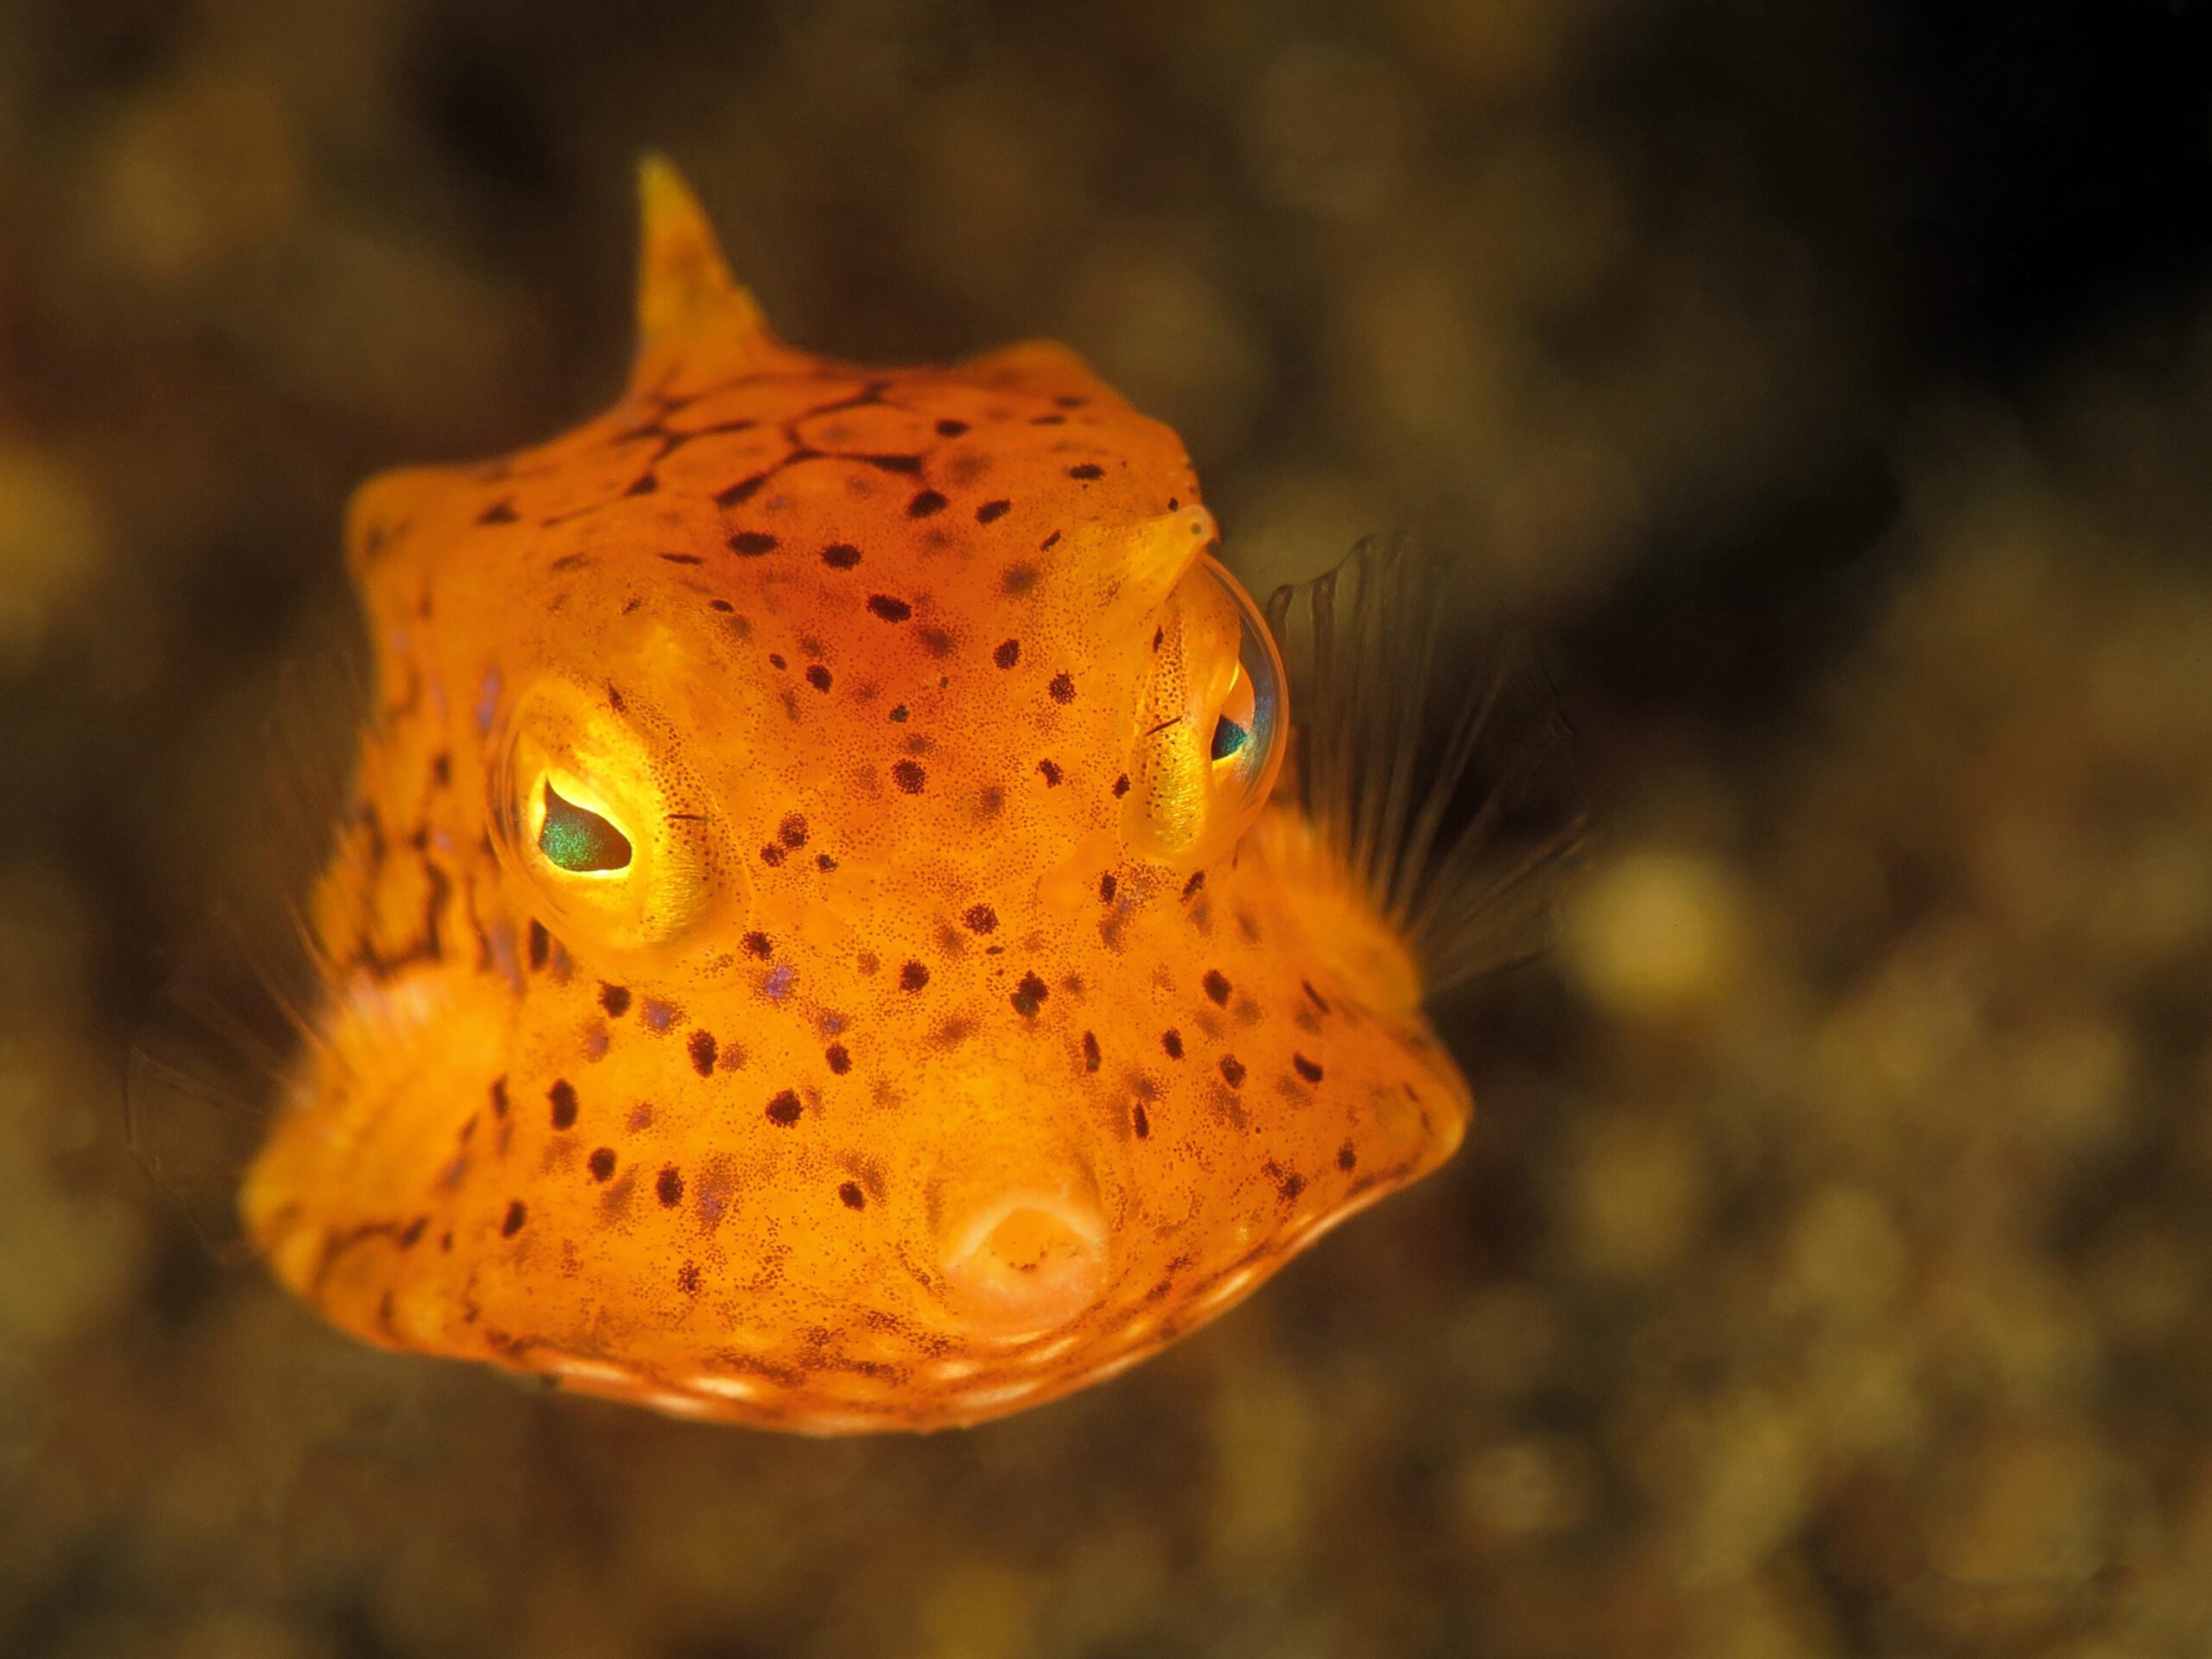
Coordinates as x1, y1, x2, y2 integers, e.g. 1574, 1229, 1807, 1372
631, 155, 774, 391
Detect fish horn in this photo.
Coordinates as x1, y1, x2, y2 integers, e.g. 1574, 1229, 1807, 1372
630, 154, 775, 391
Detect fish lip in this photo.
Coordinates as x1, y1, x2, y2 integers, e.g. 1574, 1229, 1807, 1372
935, 1182, 1110, 1338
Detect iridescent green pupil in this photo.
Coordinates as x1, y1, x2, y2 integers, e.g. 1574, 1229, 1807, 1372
1211, 716, 1250, 763
538, 780, 632, 873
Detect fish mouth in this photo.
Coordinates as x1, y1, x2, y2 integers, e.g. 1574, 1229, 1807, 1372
936, 1183, 1109, 1337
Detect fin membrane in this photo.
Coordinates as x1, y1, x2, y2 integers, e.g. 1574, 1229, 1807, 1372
126, 638, 366, 1262
1267, 534, 1588, 1001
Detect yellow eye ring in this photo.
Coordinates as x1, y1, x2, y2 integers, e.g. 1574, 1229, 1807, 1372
1122, 556, 1287, 868
487, 676, 745, 956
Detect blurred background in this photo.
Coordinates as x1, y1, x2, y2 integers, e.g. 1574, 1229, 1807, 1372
4, 0, 2212, 1654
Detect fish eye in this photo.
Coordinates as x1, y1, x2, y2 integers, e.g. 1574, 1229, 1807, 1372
489, 677, 743, 954
1122, 556, 1286, 868
536, 776, 633, 874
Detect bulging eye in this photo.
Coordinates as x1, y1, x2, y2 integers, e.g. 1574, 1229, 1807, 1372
488, 676, 743, 955
1122, 556, 1286, 868
537, 778, 633, 873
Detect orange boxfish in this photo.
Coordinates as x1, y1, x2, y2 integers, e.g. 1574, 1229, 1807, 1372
168, 160, 1579, 1432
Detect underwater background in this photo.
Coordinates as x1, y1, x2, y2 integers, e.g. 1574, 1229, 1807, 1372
4, 0, 2212, 1654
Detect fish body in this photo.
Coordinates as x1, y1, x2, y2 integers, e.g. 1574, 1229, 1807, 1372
241, 162, 1492, 1432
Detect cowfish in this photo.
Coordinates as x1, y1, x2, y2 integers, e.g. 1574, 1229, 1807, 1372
195, 160, 1578, 1432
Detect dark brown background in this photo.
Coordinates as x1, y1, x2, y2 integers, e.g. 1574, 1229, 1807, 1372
4, 2, 2212, 1655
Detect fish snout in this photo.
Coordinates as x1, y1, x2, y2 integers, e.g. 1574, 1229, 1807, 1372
933, 1165, 1109, 1337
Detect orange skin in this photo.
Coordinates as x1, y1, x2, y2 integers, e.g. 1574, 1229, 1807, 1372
243, 162, 1470, 1432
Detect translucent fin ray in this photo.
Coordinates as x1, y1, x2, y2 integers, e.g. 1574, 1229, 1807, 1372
126, 638, 368, 1260
1267, 535, 1588, 1001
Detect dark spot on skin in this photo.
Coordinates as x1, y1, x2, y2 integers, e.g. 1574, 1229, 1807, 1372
1203, 969, 1232, 1006
600, 983, 630, 1017
588, 1147, 616, 1182
1113, 775, 1130, 798
549, 1080, 577, 1130
888, 704, 909, 721
899, 960, 930, 991
1294, 1053, 1324, 1083
1337, 1141, 1357, 1172
993, 639, 1020, 670
805, 664, 832, 692
1011, 973, 1049, 1018
1099, 873, 1117, 903
715, 474, 769, 506
1220, 1055, 1246, 1088
839, 1181, 867, 1210
825, 1043, 851, 1074
817, 853, 839, 872
430, 753, 450, 786
1037, 759, 1062, 786
976, 499, 1011, 524
730, 531, 778, 556
893, 760, 926, 793
907, 489, 948, 518
1068, 463, 1103, 480
1132, 1102, 1150, 1139
861, 453, 922, 474
501, 1200, 526, 1236
766, 1090, 804, 1126
1047, 672, 1076, 704
761, 844, 785, 867
477, 499, 517, 524
490, 1076, 509, 1117
1152, 628, 1165, 652
626, 473, 658, 496
1302, 981, 1332, 1014
742, 931, 772, 957
689, 1031, 718, 1077
977, 785, 1005, 819
1082, 1030, 1101, 1071
657, 1166, 684, 1207
769, 653, 787, 671
963, 904, 998, 934
867, 594, 912, 621
677, 1262, 702, 1294
1033, 414, 1065, 426
709, 599, 734, 613
1182, 871, 1205, 899
527, 920, 550, 970
823, 543, 861, 569
935, 417, 969, 436
1040, 531, 1061, 550
1162, 1030, 1185, 1060
398, 1216, 427, 1249
643, 999, 679, 1032
779, 814, 809, 849
1280, 1172, 1307, 1202
660, 551, 702, 565
918, 626, 954, 657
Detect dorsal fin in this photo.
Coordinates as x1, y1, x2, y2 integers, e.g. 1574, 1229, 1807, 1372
630, 155, 774, 391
